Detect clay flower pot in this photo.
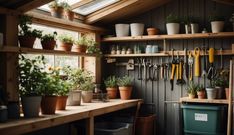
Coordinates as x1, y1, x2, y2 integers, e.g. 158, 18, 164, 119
73, 45, 87, 53
41, 40, 56, 50
197, 91, 206, 99
147, 28, 159, 35
106, 87, 118, 99
50, 7, 64, 18
59, 42, 73, 51
81, 91, 93, 103
56, 96, 68, 110
41, 96, 58, 114
119, 86, 132, 100
188, 94, 195, 99
225, 88, 230, 99
64, 10, 75, 21
18, 36, 36, 48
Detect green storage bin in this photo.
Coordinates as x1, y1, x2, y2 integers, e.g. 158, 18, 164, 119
182, 104, 227, 135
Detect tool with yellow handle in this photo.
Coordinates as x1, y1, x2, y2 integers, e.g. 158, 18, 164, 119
207, 48, 217, 80
194, 47, 200, 77
170, 49, 176, 91
209, 47, 214, 64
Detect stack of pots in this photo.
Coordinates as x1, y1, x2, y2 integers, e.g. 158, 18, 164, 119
115, 23, 144, 37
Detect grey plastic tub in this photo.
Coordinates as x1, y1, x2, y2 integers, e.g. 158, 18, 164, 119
95, 122, 132, 135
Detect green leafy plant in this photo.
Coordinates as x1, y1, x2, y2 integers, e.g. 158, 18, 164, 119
209, 15, 225, 22
58, 34, 74, 44
166, 14, 180, 23
86, 39, 101, 54
117, 76, 132, 87
186, 82, 199, 95
214, 75, 226, 87
19, 55, 47, 96
104, 76, 117, 88
196, 84, 204, 92
79, 81, 94, 91
49, 0, 64, 9
19, 15, 42, 37
41, 32, 57, 42
74, 36, 88, 46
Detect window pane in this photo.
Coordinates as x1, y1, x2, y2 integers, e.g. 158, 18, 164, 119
55, 56, 79, 68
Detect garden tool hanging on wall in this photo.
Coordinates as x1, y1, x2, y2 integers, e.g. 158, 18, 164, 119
137, 58, 143, 80
176, 52, 185, 85
207, 48, 217, 80
201, 47, 207, 77
170, 49, 177, 91
194, 47, 201, 77
217, 48, 224, 76
183, 48, 188, 82
188, 51, 194, 81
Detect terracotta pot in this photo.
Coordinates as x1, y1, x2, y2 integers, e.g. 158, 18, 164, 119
147, 28, 159, 35
50, 7, 64, 18
106, 87, 118, 99
73, 45, 87, 53
41, 96, 58, 114
225, 88, 230, 99
119, 86, 132, 100
136, 114, 156, 135
59, 42, 73, 51
197, 91, 206, 99
64, 10, 74, 21
81, 91, 93, 103
41, 40, 56, 50
188, 94, 195, 99
18, 36, 36, 48
56, 96, 68, 110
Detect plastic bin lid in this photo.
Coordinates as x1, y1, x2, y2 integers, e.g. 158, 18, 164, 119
181, 104, 226, 111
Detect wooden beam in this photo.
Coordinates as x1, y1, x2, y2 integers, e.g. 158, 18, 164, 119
17, 0, 54, 13
212, 0, 234, 6
86, 117, 94, 135
71, 0, 94, 9
0, 7, 21, 15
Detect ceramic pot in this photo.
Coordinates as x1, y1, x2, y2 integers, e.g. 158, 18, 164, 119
21, 96, 41, 118
215, 86, 224, 99
64, 10, 74, 21
59, 42, 73, 51
106, 87, 118, 99
197, 91, 206, 99
41, 40, 56, 50
130, 23, 144, 36
115, 24, 129, 37
67, 90, 81, 106
188, 94, 195, 99
41, 96, 58, 114
211, 21, 224, 33
185, 24, 191, 34
73, 45, 87, 53
50, 7, 64, 18
18, 36, 36, 48
206, 87, 217, 99
81, 91, 93, 103
225, 88, 229, 99
56, 96, 68, 110
119, 86, 132, 100
191, 23, 199, 34
147, 28, 159, 35
166, 23, 180, 35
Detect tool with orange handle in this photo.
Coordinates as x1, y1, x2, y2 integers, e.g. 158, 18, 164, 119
170, 49, 176, 91
207, 48, 217, 80
194, 47, 200, 77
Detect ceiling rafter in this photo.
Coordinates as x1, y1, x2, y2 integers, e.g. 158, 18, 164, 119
16, 0, 54, 13
212, 0, 234, 6
71, 0, 94, 10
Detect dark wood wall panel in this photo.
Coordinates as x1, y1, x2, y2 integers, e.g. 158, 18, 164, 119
101, 0, 234, 134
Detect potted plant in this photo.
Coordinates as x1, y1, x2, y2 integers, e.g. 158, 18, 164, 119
62, 2, 75, 21
80, 77, 94, 103
49, 0, 64, 18
186, 82, 198, 99
19, 55, 47, 118
166, 14, 180, 35
214, 77, 225, 99
18, 15, 42, 48
86, 39, 102, 54
58, 34, 73, 51
209, 15, 225, 33
197, 85, 206, 99
183, 16, 199, 34
56, 80, 71, 110
117, 76, 133, 100
74, 36, 88, 53
40, 32, 57, 50
147, 28, 159, 35
206, 80, 217, 99
104, 76, 118, 99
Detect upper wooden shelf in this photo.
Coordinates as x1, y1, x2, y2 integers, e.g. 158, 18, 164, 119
0, 46, 98, 57
180, 97, 228, 104
102, 32, 234, 42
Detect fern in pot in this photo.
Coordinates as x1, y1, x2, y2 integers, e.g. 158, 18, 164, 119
166, 14, 180, 35
74, 36, 88, 53
186, 82, 198, 99
117, 76, 133, 100
104, 76, 118, 99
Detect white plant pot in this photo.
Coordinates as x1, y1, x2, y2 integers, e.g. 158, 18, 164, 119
211, 21, 224, 33
206, 87, 217, 99
115, 24, 130, 37
191, 23, 199, 34
81, 91, 93, 103
130, 23, 144, 36
67, 90, 81, 106
166, 23, 180, 35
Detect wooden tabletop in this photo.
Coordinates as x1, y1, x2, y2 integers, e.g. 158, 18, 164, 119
0, 99, 142, 135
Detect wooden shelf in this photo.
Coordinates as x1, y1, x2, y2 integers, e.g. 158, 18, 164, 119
102, 32, 234, 42
0, 46, 98, 57
104, 49, 234, 57
180, 97, 228, 104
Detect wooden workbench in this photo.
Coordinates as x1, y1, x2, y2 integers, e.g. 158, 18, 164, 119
0, 99, 142, 135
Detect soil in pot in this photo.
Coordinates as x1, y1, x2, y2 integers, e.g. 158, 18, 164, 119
73, 45, 87, 53
67, 90, 81, 106
56, 96, 68, 110
18, 36, 36, 48
81, 91, 93, 103
21, 96, 42, 118
147, 28, 159, 35
206, 87, 217, 99
225, 88, 229, 99
211, 21, 224, 33
41, 96, 58, 114
59, 42, 73, 51
119, 86, 132, 100
64, 10, 74, 21
166, 23, 180, 35
197, 91, 206, 99
106, 87, 118, 99
50, 7, 64, 18
41, 40, 56, 50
